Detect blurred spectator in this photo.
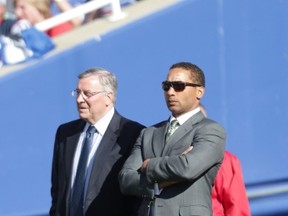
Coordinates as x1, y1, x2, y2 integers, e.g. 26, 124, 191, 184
199, 104, 251, 216
13, 0, 74, 37
84, 0, 136, 23
50, 0, 85, 27
0, 0, 17, 36
4, 0, 14, 12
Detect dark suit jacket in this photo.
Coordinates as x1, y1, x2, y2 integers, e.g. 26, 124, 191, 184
50, 111, 145, 216
119, 111, 226, 216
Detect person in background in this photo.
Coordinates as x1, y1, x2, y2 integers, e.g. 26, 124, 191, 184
84, 0, 135, 22
0, 0, 16, 36
13, 0, 74, 37
212, 151, 251, 216
50, 0, 85, 27
199, 104, 251, 216
50, 68, 145, 216
119, 62, 226, 216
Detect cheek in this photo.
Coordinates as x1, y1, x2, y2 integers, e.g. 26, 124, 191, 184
25, 7, 41, 23
182, 93, 195, 106
20, 8, 31, 20
15, 8, 24, 18
88, 98, 105, 112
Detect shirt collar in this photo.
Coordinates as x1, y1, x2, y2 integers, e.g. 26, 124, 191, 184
169, 107, 201, 125
85, 108, 115, 136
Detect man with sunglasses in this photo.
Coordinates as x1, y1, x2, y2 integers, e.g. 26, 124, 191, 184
119, 62, 226, 216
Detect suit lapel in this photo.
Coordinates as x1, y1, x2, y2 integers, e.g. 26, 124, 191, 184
85, 112, 120, 207
64, 120, 86, 211
65, 132, 81, 181
162, 112, 205, 155
152, 123, 167, 157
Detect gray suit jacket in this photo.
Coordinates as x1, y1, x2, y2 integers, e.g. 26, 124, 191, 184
119, 111, 226, 216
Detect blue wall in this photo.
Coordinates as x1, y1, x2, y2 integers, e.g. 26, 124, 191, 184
0, 0, 287, 215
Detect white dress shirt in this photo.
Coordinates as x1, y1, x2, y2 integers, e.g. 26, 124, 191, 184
71, 108, 115, 190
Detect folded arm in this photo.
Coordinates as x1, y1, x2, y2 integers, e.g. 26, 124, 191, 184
144, 123, 226, 185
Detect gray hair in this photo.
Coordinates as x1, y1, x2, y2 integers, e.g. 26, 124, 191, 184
78, 67, 118, 103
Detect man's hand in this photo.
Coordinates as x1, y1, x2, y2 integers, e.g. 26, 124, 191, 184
141, 146, 193, 187
158, 146, 193, 188
158, 181, 178, 189
182, 146, 193, 155
140, 159, 150, 173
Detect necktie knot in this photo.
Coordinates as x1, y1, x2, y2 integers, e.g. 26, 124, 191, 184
170, 119, 179, 128
87, 125, 97, 137
166, 119, 179, 142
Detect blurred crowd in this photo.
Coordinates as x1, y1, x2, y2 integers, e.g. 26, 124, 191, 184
0, 0, 142, 67
0, 0, 143, 38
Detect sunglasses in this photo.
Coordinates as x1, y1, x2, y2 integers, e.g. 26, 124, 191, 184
162, 81, 202, 92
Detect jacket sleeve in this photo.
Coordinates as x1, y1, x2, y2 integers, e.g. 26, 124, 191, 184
118, 129, 154, 199
49, 126, 61, 216
145, 122, 226, 183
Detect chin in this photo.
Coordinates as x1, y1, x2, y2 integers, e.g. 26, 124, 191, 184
168, 106, 177, 113
79, 113, 88, 120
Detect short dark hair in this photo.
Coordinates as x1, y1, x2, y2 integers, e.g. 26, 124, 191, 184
170, 62, 205, 87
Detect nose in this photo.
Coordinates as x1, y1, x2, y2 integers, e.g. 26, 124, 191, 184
76, 92, 86, 103
166, 86, 176, 95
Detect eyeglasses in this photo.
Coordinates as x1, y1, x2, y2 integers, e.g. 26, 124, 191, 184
71, 89, 104, 99
162, 81, 202, 92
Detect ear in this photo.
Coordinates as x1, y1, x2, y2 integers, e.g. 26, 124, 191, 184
196, 87, 205, 100
104, 92, 114, 106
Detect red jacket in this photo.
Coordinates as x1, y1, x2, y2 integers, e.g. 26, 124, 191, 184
212, 151, 251, 216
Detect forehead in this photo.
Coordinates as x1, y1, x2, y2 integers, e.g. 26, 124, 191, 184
78, 75, 100, 87
167, 68, 192, 81
14, 0, 28, 5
